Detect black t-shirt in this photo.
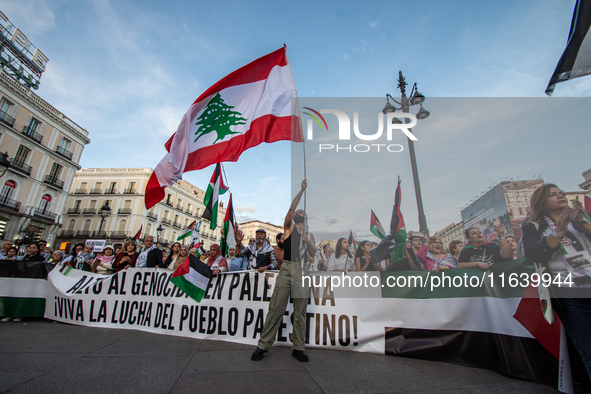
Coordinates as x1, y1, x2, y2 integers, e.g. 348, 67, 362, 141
458, 243, 508, 266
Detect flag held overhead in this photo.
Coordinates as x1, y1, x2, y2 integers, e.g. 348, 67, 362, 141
145, 46, 301, 209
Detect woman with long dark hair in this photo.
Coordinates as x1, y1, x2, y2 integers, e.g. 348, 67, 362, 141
62, 243, 84, 266
328, 238, 354, 272
523, 183, 591, 380
355, 240, 378, 271
113, 240, 138, 272
164, 242, 182, 270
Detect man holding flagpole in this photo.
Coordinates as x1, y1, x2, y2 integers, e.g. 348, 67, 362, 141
245, 179, 316, 362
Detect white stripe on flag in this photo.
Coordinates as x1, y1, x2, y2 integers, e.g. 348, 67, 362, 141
184, 267, 210, 291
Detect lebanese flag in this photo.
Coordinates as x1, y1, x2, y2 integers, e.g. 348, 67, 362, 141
170, 254, 212, 303
145, 46, 301, 209
370, 209, 386, 240
220, 193, 236, 256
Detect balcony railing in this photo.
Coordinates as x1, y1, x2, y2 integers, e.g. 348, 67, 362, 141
44, 175, 64, 190
89, 188, 102, 194
8, 158, 32, 176
74, 189, 87, 194
104, 189, 117, 195
0, 197, 21, 212
22, 126, 43, 144
185, 209, 192, 215
82, 208, 96, 215
146, 212, 158, 221
110, 231, 128, 239
67, 208, 81, 215
33, 208, 57, 221
172, 221, 181, 229
76, 230, 91, 238
60, 230, 75, 237
175, 204, 183, 210
0, 110, 15, 127
164, 201, 173, 207
123, 188, 136, 194
93, 231, 108, 238
55, 145, 73, 160
118, 208, 132, 215
162, 218, 171, 225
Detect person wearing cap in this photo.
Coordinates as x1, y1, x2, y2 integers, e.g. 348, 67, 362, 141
91, 245, 116, 275
235, 228, 277, 271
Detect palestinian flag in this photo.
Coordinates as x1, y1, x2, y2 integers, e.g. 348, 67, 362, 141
170, 254, 212, 303
348, 230, 356, 250
370, 210, 386, 240
546, 0, 591, 95
220, 193, 236, 256
389, 177, 406, 262
381, 260, 573, 393
202, 163, 228, 230
144, 46, 301, 209
178, 220, 197, 241
189, 220, 203, 247
133, 225, 142, 240
583, 194, 591, 219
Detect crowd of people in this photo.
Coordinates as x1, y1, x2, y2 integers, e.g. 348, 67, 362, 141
1, 181, 590, 381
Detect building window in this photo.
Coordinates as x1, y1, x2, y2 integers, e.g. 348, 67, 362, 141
0, 97, 15, 125
48, 163, 62, 180
13, 145, 31, 167
1, 180, 17, 202
39, 194, 52, 214
107, 182, 117, 194
59, 137, 71, 150
26, 117, 41, 133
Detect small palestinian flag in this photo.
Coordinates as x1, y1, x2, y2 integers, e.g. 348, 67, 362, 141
370, 210, 386, 240
178, 220, 197, 241
202, 163, 228, 230
348, 230, 356, 250
389, 177, 406, 262
170, 254, 212, 303
133, 225, 143, 240
221, 193, 236, 256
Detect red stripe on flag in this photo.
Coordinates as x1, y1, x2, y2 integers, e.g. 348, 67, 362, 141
165, 47, 289, 152
145, 172, 166, 212
513, 284, 561, 359
183, 115, 301, 173
171, 256, 191, 279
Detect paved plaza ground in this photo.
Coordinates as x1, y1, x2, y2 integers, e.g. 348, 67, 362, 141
0, 320, 569, 393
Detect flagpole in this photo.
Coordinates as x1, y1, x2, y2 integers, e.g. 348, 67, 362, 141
284, 44, 307, 213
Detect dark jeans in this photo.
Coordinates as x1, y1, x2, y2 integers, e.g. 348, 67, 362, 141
553, 297, 591, 380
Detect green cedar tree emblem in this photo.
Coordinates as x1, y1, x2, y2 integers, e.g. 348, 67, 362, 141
194, 93, 247, 144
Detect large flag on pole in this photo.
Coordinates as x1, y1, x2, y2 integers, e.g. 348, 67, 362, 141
220, 193, 236, 256
370, 210, 386, 240
202, 163, 228, 230
170, 254, 212, 303
177, 220, 196, 241
145, 45, 302, 209
546, 0, 591, 95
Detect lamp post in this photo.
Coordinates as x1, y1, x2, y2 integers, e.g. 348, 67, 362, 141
98, 201, 111, 237
0, 152, 10, 177
157, 224, 164, 243
383, 71, 430, 236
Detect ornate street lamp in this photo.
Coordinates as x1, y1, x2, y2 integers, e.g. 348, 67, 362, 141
0, 152, 10, 177
157, 224, 164, 243
98, 201, 111, 236
384, 71, 430, 236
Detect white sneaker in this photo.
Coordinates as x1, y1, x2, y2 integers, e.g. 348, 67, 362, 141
13, 318, 22, 322
1, 317, 14, 322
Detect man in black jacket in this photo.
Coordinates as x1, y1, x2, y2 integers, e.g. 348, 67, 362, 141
137, 236, 163, 268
